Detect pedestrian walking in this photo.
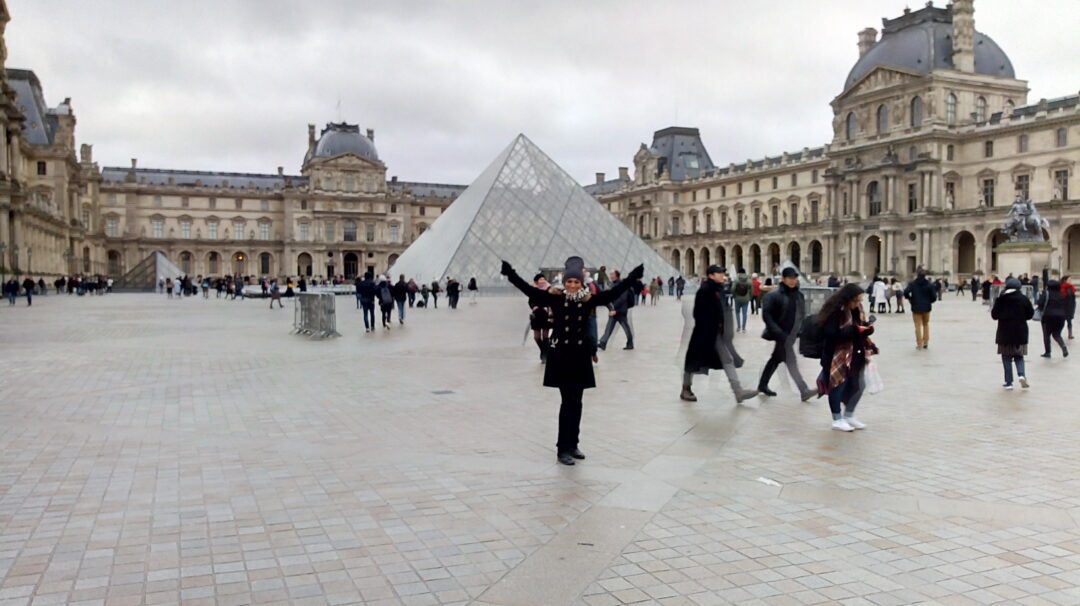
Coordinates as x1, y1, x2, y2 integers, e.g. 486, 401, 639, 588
891, 278, 905, 313
903, 270, 936, 349
392, 274, 408, 324
377, 275, 394, 329
1037, 280, 1069, 358
1062, 275, 1076, 339
732, 269, 752, 332
681, 265, 758, 404
598, 269, 635, 350
447, 278, 461, 309
4, 278, 17, 305
172, 278, 182, 299
872, 277, 889, 313
165, 278, 173, 298
430, 280, 441, 308
992, 277, 1033, 389
667, 276, 675, 297
407, 279, 418, 308
757, 267, 816, 401
675, 275, 686, 301
817, 283, 877, 431
502, 257, 643, 466
467, 276, 478, 304
750, 273, 762, 315
970, 275, 979, 302
269, 281, 283, 309
21, 276, 35, 306
420, 283, 430, 307
357, 272, 377, 332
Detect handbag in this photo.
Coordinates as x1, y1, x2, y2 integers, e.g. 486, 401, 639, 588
862, 359, 884, 395
1033, 308, 1043, 322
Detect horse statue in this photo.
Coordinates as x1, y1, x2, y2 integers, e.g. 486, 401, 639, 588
1002, 195, 1049, 242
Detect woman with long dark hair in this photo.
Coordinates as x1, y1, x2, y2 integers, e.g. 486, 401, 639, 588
502, 257, 643, 465
817, 283, 878, 431
529, 273, 553, 363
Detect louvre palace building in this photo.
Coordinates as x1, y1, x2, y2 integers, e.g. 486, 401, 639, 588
586, 0, 1079, 281
0, 0, 1077, 283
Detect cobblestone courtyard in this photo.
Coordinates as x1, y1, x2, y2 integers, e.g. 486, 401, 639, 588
1, 291, 1079, 605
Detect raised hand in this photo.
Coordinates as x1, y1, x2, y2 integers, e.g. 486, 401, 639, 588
500, 260, 514, 276
628, 264, 645, 282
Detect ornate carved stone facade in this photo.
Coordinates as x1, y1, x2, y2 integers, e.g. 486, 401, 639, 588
589, 1, 1080, 281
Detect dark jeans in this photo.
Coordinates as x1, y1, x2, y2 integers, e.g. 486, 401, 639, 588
827, 372, 863, 418
557, 386, 584, 453
735, 301, 749, 330
432, 294, 438, 308
759, 339, 810, 395
6, 292, 14, 305
449, 293, 459, 309
599, 312, 633, 348
407, 292, 415, 307
1042, 319, 1067, 354
25, 291, 32, 306
380, 304, 393, 325
1001, 354, 1026, 384
361, 301, 375, 329
751, 295, 760, 314
395, 300, 406, 321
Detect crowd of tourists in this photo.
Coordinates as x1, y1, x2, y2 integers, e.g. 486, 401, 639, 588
4, 274, 114, 305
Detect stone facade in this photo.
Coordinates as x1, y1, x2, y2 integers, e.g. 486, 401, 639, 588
589, 1, 1080, 282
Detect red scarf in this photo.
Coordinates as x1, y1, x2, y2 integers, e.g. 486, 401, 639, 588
828, 311, 854, 389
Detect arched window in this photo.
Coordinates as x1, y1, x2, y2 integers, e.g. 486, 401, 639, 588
946, 93, 957, 125
845, 112, 856, 141
910, 96, 923, 127
876, 104, 889, 134
975, 96, 987, 122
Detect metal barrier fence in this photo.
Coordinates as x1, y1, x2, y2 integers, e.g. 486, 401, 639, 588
293, 293, 342, 338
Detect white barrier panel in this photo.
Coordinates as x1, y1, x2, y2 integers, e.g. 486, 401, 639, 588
293, 293, 342, 339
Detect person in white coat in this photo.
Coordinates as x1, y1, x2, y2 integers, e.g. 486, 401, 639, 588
871, 278, 889, 313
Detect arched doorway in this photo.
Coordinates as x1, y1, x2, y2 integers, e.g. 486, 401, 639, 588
671, 249, 681, 273
809, 240, 823, 273
732, 245, 744, 272
716, 245, 726, 270
748, 244, 760, 274
685, 248, 695, 276
107, 250, 122, 275
700, 247, 710, 275
179, 251, 193, 275
207, 251, 220, 275
343, 252, 359, 279
297, 252, 313, 277
1067, 225, 1080, 273
232, 252, 246, 276
789, 241, 801, 271
863, 236, 882, 277
954, 231, 976, 276
259, 252, 272, 276
768, 243, 781, 273
988, 229, 1007, 273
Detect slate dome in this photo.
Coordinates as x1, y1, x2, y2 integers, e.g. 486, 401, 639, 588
308, 122, 379, 163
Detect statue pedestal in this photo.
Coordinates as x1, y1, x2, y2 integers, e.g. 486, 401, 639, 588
994, 242, 1054, 278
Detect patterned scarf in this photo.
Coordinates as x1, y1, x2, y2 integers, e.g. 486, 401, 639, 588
828, 310, 854, 389
564, 287, 588, 303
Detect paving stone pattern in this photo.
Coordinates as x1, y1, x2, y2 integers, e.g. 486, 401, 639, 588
1, 291, 1078, 605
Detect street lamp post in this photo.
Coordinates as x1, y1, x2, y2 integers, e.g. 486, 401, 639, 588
26, 246, 32, 274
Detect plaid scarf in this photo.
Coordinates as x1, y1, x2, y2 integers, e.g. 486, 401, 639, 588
828, 311, 854, 389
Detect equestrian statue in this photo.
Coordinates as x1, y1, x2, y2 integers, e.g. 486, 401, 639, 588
1002, 195, 1049, 243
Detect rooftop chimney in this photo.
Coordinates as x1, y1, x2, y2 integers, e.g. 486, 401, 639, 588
130, 158, 137, 170
307, 124, 316, 150
277, 166, 284, 176
618, 166, 629, 180
366, 128, 374, 141
951, 0, 975, 72
858, 28, 878, 57
595, 172, 605, 184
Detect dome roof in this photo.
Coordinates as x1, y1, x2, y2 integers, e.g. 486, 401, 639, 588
844, 7, 1014, 91
309, 122, 379, 163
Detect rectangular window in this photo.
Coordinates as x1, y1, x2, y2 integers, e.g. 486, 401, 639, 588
947, 145, 955, 161
419, 206, 426, 216
300, 199, 308, 210
791, 203, 799, 224
691, 215, 698, 233
721, 185, 727, 197
720, 211, 727, 231
754, 208, 761, 228
771, 176, 778, 189
208, 197, 216, 209
152, 219, 163, 238
234, 220, 245, 239
771, 206, 779, 227
344, 175, 355, 191
791, 174, 797, 187
810, 200, 819, 223
691, 190, 697, 202
259, 223, 269, 240
365, 223, 375, 242
1056, 170, 1070, 200
754, 180, 760, 193
812, 169, 819, 184
208, 222, 218, 240
705, 214, 712, 233
737, 211, 744, 230
153, 195, 162, 207
1015, 174, 1030, 200
982, 179, 995, 207
235, 199, 243, 210
1057, 128, 1068, 148
260, 199, 269, 211
299, 223, 309, 241
106, 217, 118, 237
343, 222, 357, 241
180, 221, 191, 239
737, 183, 743, 195
389, 224, 399, 242
984, 141, 993, 158
324, 222, 334, 242
322, 176, 332, 190
1018, 135, 1029, 153
181, 197, 189, 208
908, 183, 918, 212
81, 208, 91, 229
945, 181, 956, 206
390, 204, 397, 214
671, 216, 679, 235
36, 161, 47, 175
842, 191, 849, 215
706, 188, 712, 200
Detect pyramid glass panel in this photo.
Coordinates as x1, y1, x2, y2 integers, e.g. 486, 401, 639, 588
390, 134, 683, 292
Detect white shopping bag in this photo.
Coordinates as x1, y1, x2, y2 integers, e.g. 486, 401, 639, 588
862, 359, 884, 395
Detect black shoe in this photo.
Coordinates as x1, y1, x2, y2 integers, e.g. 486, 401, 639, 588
557, 453, 575, 466
570, 449, 585, 460
1041, 353, 1052, 358
680, 387, 697, 402
1065, 348, 1070, 358
597, 343, 606, 351
623, 345, 634, 350
758, 387, 778, 397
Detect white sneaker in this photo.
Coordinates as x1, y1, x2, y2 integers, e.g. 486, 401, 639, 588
1003, 383, 1014, 390
1019, 376, 1029, 388
844, 417, 866, 429
831, 419, 854, 432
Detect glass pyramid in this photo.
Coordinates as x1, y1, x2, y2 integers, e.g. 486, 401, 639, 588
390, 134, 681, 292
115, 251, 184, 291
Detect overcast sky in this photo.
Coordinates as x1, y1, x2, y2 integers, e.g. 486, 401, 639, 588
8, 0, 1079, 185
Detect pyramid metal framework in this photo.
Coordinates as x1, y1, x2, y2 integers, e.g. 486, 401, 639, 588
390, 134, 682, 291
114, 251, 184, 291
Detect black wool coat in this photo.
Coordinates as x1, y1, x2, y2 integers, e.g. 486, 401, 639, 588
684, 280, 725, 373
507, 268, 638, 390
991, 289, 1034, 345
1037, 281, 1067, 322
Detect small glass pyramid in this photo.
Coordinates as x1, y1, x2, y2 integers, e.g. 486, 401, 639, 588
390, 134, 682, 291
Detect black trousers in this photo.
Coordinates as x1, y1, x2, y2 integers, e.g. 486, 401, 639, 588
1043, 319, 1067, 354
557, 387, 584, 453
599, 313, 633, 347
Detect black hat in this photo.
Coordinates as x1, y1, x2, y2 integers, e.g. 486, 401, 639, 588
781, 267, 799, 278
706, 264, 725, 275
563, 256, 585, 282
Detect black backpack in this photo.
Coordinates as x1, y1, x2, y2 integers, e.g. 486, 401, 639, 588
625, 283, 638, 308
734, 280, 749, 297
798, 314, 825, 359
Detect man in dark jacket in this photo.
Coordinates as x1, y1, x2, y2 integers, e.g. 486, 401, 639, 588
356, 272, 378, 332
903, 270, 937, 349
681, 265, 757, 404
21, 276, 35, 306
598, 270, 634, 350
447, 278, 461, 309
758, 267, 815, 400
391, 275, 408, 324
